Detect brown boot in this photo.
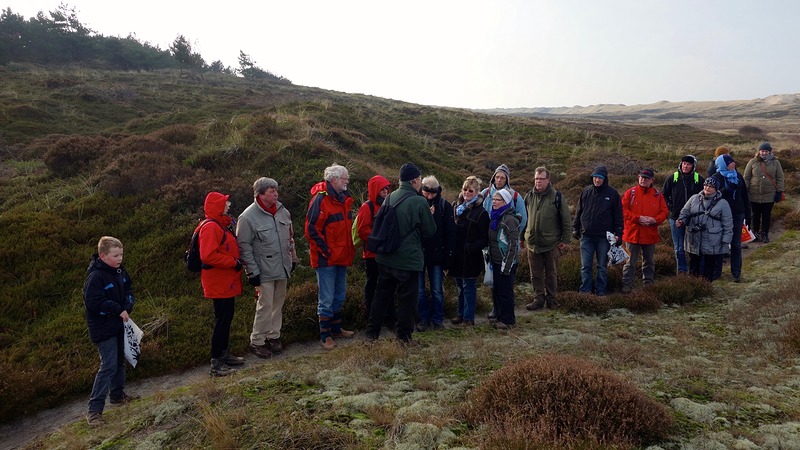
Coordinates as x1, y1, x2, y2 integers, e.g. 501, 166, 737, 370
321, 336, 336, 350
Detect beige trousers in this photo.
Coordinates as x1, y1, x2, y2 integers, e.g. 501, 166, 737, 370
250, 279, 287, 345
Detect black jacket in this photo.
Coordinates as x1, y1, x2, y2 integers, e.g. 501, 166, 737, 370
422, 193, 457, 270
573, 166, 624, 239
83, 254, 134, 343
449, 197, 489, 279
663, 167, 705, 220
712, 171, 752, 223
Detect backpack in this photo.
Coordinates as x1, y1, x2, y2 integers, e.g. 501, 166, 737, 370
351, 200, 376, 247
366, 192, 415, 254
185, 219, 226, 272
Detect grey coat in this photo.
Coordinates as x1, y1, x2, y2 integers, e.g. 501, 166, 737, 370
678, 192, 733, 255
237, 201, 298, 281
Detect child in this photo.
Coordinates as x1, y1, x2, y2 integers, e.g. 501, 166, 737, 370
83, 236, 138, 426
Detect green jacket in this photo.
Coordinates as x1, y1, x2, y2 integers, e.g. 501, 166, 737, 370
375, 183, 437, 271
523, 184, 571, 253
744, 156, 784, 203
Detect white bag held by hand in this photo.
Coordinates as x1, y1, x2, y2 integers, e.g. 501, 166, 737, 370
123, 317, 144, 368
606, 231, 630, 266
482, 248, 493, 287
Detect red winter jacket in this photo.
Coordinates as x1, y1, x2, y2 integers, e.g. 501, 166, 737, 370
355, 175, 391, 259
305, 181, 355, 268
622, 185, 669, 245
199, 192, 243, 299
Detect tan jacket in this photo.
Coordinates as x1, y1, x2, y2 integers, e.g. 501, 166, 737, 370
744, 156, 784, 203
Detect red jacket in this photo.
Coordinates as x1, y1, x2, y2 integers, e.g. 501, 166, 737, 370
305, 181, 355, 268
622, 185, 669, 245
199, 192, 243, 298
355, 175, 391, 259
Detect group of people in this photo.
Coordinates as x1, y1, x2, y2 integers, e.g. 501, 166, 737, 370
81, 143, 784, 425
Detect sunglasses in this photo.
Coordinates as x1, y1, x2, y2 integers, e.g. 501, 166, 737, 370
462, 188, 475, 193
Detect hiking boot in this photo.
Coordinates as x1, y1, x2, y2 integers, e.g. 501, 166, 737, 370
221, 350, 245, 366
451, 317, 463, 325
621, 285, 632, 294
525, 300, 545, 311
321, 337, 336, 350
431, 323, 444, 330
210, 358, 235, 377
493, 321, 511, 330
332, 329, 355, 339
546, 299, 560, 309
249, 343, 273, 359
86, 411, 104, 427
110, 393, 140, 404
487, 309, 497, 320
415, 322, 429, 332
266, 338, 283, 354
461, 319, 475, 327
762, 232, 770, 243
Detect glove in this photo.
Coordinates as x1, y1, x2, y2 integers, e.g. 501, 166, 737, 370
291, 262, 297, 273
775, 191, 784, 203
572, 230, 581, 240
235, 259, 243, 272
248, 274, 261, 286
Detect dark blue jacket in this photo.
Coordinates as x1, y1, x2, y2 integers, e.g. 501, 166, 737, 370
83, 254, 134, 343
422, 192, 457, 270
573, 166, 624, 238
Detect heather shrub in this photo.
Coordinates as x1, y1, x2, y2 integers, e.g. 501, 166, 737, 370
559, 291, 611, 315
615, 289, 662, 313
151, 124, 198, 145
101, 152, 193, 197
738, 125, 767, 140
783, 209, 800, 230
462, 354, 673, 449
783, 315, 800, 354
557, 250, 582, 291
647, 275, 713, 305
43, 135, 110, 177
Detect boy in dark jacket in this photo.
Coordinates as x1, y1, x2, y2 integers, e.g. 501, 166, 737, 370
84, 236, 137, 426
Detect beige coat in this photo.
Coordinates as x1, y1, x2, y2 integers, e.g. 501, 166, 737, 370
744, 156, 784, 203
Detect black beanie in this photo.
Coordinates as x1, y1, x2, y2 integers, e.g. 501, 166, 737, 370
681, 155, 696, 165
399, 163, 421, 182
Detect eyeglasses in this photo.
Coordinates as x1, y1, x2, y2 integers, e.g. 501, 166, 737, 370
492, 197, 504, 202
462, 188, 475, 193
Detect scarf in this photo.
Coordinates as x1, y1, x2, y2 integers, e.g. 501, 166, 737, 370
490, 203, 512, 230
256, 196, 278, 216
456, 196, 478, 217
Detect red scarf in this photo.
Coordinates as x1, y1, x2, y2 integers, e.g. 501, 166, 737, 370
256, 196, 278, 215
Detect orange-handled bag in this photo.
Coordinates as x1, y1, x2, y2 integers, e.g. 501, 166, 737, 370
741, 222, 756, 244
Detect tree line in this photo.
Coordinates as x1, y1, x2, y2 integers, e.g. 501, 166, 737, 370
0, 4, 289, 83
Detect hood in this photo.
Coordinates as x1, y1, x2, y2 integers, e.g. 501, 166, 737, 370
367, 175, 391, 204
204, 191, 231, 226
590, 165, 609, 187
492, 164, 512, 188
678, 155, 697, 173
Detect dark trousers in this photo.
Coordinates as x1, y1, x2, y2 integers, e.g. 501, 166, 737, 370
366, 264, 418, 342
713, 212, 744, 280
751, 202, 774, 235
689, 253, 722, 282
364, 258, 396, 326
491, 263, 516, 325
88, 334, 125, 413
211, 297, 235, 359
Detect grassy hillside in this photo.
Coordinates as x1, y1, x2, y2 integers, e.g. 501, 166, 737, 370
2, 63, 799, 444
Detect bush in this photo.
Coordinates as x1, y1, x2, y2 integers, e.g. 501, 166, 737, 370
462, 354, 674, 449
783, 209, 800, 231
648, 276, 713, 305
43, 135, 110, 177
101, 152, 193, 197
151, 124, 198, 145
559, 291, 611, 315
782, 314, 800, 354
738, 125, 767, 140
615, 289, 662, 313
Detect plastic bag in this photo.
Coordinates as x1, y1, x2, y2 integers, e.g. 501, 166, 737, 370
482, 248, 493, 287
606, 231, 629, 266
123, 317, 144, 368
741, 222, 756, 244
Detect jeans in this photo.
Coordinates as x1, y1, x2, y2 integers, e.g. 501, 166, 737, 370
669, 218, 688, 273
455, 278, 477, 322
366, 265, 419, 342
417, 264, 444, 326
713, 212, 743, 280
88, 334, 126, 414
491, 263, 516, 325
622, 243, 656, 286
212, 297, 235, 359
316, 265, 347, 318
580, 236, 610, 295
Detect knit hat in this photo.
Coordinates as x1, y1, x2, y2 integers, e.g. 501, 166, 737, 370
492, 164, 511, 187
721, 154, 734, 167
399, 163, 421, 182
681, 155, 696, 165
638, 168, 655, 179
496, 189, 513, 204
714, 146, 730, 158
704, 177, 720, 190
758, 142, 773, 151
591, 166, 608, 180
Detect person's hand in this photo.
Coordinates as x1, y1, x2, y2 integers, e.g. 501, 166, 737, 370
235, 259, 243, 272
248, 274, 261, 286
120, 310, 130, 322
675, 219, 684, 228
572, 230, 581, 240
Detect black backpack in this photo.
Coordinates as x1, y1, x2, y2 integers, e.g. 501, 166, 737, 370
366, 192, 416, 254
185, 219, 226, 272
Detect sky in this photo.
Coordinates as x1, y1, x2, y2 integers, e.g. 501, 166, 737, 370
4, 0, 799, 109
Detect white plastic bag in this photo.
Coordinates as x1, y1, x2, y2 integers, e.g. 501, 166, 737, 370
482, 248, 493, 287
606, 231, 630, 266
123, 317, 144, 368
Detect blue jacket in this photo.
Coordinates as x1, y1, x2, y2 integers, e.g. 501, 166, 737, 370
83, 254, 134, 343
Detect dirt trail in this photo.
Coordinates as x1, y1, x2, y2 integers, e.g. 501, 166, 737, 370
0, 220, 786, 450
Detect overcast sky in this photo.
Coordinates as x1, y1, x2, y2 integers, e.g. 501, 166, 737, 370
4, 0, 799, 109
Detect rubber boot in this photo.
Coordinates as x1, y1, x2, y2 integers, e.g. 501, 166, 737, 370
331, 310, 354, 339
319, 316, 335, 350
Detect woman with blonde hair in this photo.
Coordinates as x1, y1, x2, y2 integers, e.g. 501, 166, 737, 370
448, 176, 489, 326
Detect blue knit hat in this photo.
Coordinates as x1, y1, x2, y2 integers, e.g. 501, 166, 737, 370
704, 177, 720, 190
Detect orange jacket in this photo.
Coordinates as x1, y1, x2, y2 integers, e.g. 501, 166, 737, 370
355, 175, 391, 259
305, 181, 355, 268
199, 192, 243, 298
621, 185, 668, 245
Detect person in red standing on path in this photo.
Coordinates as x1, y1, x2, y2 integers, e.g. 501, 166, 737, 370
621, 169, 669, 292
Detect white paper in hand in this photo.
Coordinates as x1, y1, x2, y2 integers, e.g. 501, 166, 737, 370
123, 318, 144, 368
